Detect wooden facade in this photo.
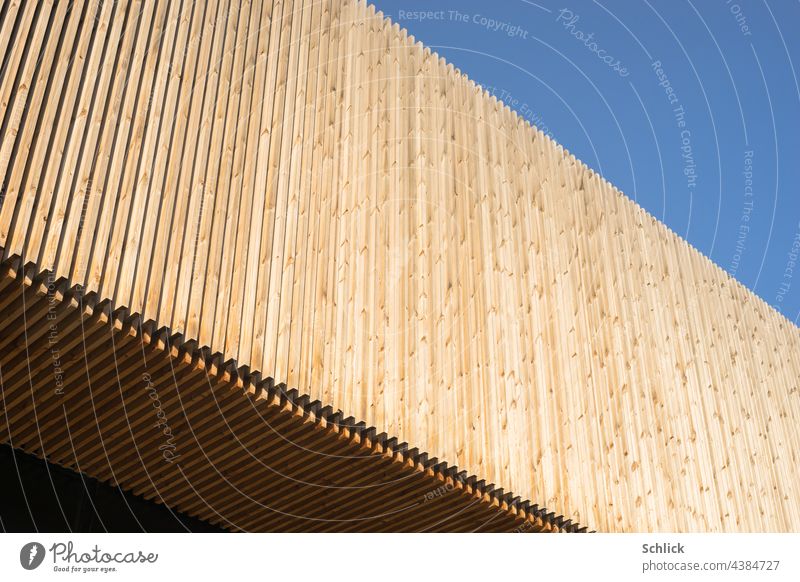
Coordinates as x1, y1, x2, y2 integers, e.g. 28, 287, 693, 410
0, 0, 798, 532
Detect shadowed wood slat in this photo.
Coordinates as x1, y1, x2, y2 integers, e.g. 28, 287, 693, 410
0, 0, 798, 533
0, 259, 571, 531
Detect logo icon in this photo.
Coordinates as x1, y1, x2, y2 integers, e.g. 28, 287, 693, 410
20, 542, 46, 570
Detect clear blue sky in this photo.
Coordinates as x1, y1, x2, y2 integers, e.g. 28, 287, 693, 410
373, 0, 800, 324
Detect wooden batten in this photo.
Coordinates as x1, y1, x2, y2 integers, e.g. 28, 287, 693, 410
0, 0, 798, 532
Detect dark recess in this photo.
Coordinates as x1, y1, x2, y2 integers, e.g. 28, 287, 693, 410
0, 443, 223, 532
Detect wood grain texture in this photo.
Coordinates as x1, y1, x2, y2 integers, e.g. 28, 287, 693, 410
0, 257, 574, 532
0, 0, 798, 532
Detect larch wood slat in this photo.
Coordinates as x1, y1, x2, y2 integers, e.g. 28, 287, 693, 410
0, 0, 798, 533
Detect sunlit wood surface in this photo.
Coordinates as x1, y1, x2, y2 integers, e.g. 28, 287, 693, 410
0, 0, 798, 532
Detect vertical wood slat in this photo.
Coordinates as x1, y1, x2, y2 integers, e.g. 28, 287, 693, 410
0, 0, 798, 532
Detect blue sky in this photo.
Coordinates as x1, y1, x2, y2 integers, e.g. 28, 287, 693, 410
373, 0, 800, 324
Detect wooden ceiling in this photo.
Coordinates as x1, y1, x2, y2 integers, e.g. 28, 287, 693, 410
1, 0, 798, 532
0, 256, 583, 532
